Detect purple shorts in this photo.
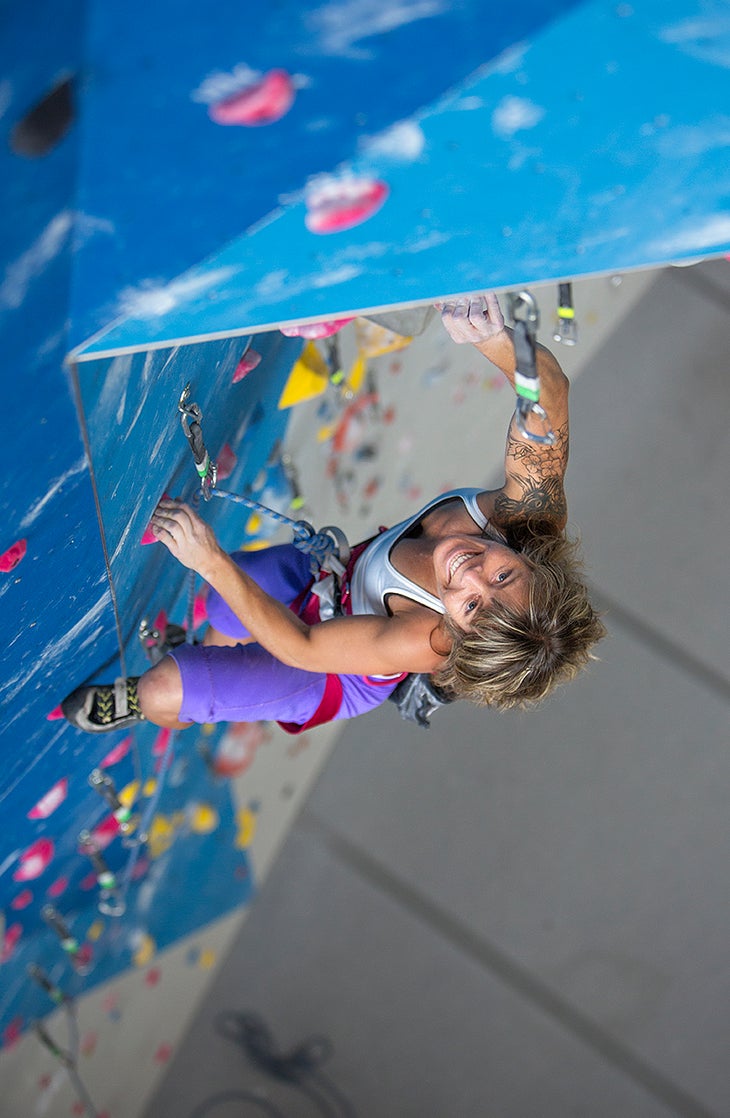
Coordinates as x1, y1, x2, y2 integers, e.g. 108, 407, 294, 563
169, 545, 401, 729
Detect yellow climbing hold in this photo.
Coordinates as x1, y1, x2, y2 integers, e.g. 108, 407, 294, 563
147, 815, 176, 860
87, 919, 105, 942
118, 781, 140, 809
133, 932, 156, 968
235, 807, 257, 850
189, 803, 219, 834
143, 778, 157, 798
199, 948, 216, 970
278, 342, 329, 408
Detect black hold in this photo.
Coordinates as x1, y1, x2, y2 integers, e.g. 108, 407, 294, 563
11, 77, 75, 157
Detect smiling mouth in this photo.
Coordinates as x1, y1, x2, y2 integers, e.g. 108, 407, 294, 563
447, 551, 477, 585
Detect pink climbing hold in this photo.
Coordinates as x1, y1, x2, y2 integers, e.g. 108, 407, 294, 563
216, 443, 238, 481
141, 493, 171, 545
209, 69, 295, 126
89, 815, 121, 851
13, 837, 55, 882
46, 705, 64, 721
46, 875, 69, 899
0, 538, 27, 572
100, 735, 132, 767
305, 176, 389, 234
280, 318, 355, 339
233, 349, 262, 383
11, 889, 33, 910
1, 924, 22, 963
193, 591, 208, 629
28, 777, 68, 819
153, 727, 172, 757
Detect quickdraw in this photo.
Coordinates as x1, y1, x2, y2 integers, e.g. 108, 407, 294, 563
507, 290, 557, 447
178, 383, 350, 583
553, 282, 577, 346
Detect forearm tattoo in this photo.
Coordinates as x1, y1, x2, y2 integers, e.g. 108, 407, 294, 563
494, 421, 569, 526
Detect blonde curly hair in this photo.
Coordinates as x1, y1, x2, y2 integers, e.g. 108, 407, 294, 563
433, 525, 606, 710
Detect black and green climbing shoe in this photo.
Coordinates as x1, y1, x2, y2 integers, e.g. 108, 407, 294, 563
61, 677, 145, 733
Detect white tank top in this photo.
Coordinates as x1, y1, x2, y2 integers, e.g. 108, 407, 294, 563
349, 488, 489, 618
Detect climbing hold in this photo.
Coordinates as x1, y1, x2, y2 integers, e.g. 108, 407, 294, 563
100, 736, 132, 767
233, 349, 262, 382
132, 931, 156, 968
89, 815, 121, 851
27, 778, 68, 819
11, 77, 74, 157
209, 69, 294, 126
193, 592, 208, 629
189, 803, 219, 834
305, 176, 389, 234
216, 443, 237, 481
280, 317, 354, 339
46, 705, 64, 720
13, 838, 55, 881
0, 539, 27, 572
152, 728, 172, 757
46, 876, 69, 899
278, 342, 329, 408
141, 494, 171, 544
355, 319, 412, 358
11, 889, 33, 910
1, 924, 22, 963
235, 807, 257, 850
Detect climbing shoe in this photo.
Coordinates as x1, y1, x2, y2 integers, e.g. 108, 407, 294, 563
61, 677, 145, 733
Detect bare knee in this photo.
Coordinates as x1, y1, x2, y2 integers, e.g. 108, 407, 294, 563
137, 657, 192, 729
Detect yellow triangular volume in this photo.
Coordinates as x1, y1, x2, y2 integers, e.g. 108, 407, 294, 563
346, 353, 367, 395
278, 342, 329, 409
355, 319, 413, 358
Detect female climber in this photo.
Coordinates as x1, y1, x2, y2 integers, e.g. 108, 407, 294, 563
62, 292, 605, 735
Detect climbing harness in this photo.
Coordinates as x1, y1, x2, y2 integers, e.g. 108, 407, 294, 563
553, 282, 577, 345
387, 672, 454, 728
508, 290, 557, 447
178, 383, 351, 585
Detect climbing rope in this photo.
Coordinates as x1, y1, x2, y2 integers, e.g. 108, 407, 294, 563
178, 383, 350, 579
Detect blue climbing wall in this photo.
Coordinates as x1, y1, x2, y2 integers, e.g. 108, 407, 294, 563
2, 0, 729, 1049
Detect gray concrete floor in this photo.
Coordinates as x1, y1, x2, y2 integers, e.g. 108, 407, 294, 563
145, 261, 730, 1118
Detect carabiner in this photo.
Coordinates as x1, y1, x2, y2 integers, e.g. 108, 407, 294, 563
508, 289, 557, 446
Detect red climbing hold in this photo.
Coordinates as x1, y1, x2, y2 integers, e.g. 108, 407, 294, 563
216, 443, 238, 481
233, 350, 262, 383
13, 838, 54, 881
305, 176, 389, 234
28, 777, 68, 819
0, 539, 27, 572
209, 69, 295, 126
